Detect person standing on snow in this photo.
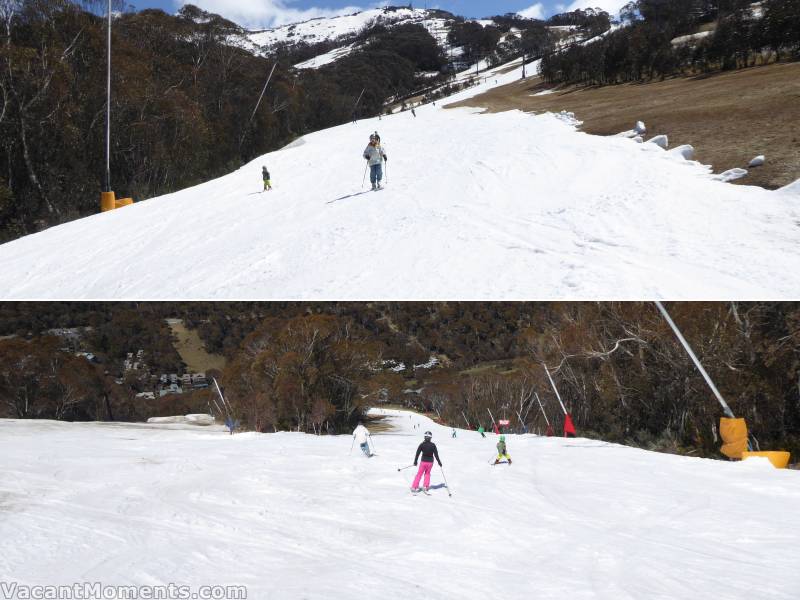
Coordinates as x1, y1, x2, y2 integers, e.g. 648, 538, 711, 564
411, 431, 442, 493
353, 421, 373, 457
494, 434, 512, 465
363, 132, 387, 191
478, 425, 486, 438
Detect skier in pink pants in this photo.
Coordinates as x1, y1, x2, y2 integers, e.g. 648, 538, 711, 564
411, 431, 442, 493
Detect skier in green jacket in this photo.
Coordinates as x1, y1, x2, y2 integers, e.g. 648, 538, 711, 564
478, 425, 486, 438
494, 434, 512, 465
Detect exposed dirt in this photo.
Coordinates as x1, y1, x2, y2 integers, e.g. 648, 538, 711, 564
448, 61, 800, 189
166, 319, 226, 373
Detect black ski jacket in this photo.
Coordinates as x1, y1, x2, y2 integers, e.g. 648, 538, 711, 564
414, 440, 441, 466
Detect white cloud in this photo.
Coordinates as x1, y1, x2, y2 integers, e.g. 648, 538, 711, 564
564, 0, 631, 16
517, 3, 545, 20
174, 0, 369, 30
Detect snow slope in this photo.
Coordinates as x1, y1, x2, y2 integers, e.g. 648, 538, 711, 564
1, 410, 798, 599
246, 7, 441, 53
0, 57, 798, 299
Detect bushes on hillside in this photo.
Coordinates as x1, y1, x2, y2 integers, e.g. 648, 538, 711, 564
541, 0, 799, 86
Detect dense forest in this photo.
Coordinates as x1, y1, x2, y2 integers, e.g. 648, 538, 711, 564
0, 1, 448, 243
540, 0, 800, 85
1, 302, 799, 461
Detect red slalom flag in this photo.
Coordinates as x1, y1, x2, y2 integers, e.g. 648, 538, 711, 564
563, 414, 576, 437
545, 424, 554, 437
493, 423, 500, 434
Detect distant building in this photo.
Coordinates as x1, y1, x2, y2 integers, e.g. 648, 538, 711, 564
159, 383, 183, 397
191, 373, 208, 388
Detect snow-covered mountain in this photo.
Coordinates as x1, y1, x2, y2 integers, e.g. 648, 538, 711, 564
1, 408, 797, 599
0, 57, 798, 300
246, 7, 443, 51
230, 6, 520, 73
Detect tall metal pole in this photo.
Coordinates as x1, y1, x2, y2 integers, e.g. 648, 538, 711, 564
543, 364, 568, 415
105, 0, 111, 193
534, 392, 551, 428
655, 301, 736, 419
246, 61, 277, 131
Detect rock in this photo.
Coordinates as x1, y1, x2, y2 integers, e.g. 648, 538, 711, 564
634, 120, 646, 134
646, 134, 668, 149
748, 155, 765, 168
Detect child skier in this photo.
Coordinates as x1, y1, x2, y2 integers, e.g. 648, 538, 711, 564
353, 421, 372, 457
494, 434, 512, 465
411, 431, 442, 493
262, 166, 272, 191
362, 132, 387, 191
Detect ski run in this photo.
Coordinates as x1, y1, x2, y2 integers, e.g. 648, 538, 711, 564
1, 408, 798, 599
0, 58, 799, 299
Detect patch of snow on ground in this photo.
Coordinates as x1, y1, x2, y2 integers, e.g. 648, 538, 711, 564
294, 44, 356, 69
0, 411, 798, 599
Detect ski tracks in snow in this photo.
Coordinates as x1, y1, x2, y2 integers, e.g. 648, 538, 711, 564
0, 106, 799, 298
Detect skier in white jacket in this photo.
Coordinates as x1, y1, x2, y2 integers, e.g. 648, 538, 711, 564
353, 421, 373, 457
362, 132, 387, 191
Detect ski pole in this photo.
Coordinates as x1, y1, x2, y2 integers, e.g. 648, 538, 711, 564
397, 464, 416, 472
369, 435, 377, 453
349, 436, 355, 455
439, 465, 452, 497
384, 158, 388, 185
362, 162, 368, 189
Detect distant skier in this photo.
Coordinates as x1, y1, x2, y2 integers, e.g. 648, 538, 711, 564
262, 166, 272, 191
353, 421, 372, 457
363, 132, 387, 191
411, 108, 416, 117
478, 425, 486, 438
224, 416, 238, 435
452, 428, 457, 438
494, 434, 512, 465
411, 430, 442, 493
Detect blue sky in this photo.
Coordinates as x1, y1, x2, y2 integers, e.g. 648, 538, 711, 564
126, 1, 622, 29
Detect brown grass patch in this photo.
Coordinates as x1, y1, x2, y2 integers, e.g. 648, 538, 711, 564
167, 319, 227, 373
448, 61, 800, 189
